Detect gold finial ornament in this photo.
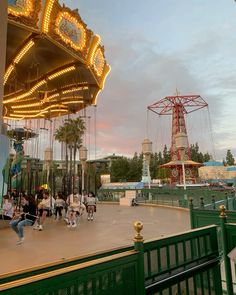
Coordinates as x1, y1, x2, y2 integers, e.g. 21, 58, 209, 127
219, 205, 227, 218
133, 221, 144, 242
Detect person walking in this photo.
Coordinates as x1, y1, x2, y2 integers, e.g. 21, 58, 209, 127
10, 195, 37, 245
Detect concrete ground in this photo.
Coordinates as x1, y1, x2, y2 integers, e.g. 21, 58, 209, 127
0, 203, 190, 275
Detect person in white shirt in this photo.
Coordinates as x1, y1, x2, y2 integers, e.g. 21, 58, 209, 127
67, 195, 80, 228
54, 192, 65, 220
34, 191, 54, 231
85, 192, 97, 221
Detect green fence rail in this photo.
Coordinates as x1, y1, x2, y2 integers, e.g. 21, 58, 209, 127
143, 225, 222, 294
0, 223, 223, 295
190, 200, 236, 230
0, 245, 133, 285
98, 188, 236, 209
0, 251, 143, 295
190, 201, 236, 295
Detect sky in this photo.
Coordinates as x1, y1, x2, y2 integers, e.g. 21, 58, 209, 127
41, 1, 236, 161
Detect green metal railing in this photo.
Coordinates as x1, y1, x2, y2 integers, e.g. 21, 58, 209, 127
143, 225, 222, 294
98, 188, 235, 209
0, 222, 222, 295
190, 201, 236, 295
0, 251, 143, 295
0, 245, 133, 285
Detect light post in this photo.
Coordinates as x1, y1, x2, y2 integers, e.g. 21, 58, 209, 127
79, 146, 87, 194
142, 139, 152, 200
44, 147, 53, 208
175, 132, 188, 190
142, 139, 152, 187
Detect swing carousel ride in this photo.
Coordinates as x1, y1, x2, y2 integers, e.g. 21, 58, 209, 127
4, 0, 110, 120
2, 0, 110, 194
148, 94, 208, 186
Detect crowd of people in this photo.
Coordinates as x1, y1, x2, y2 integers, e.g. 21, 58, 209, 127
0, 189, 98, 245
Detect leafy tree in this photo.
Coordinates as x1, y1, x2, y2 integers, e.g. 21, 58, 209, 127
203, 152, 211, 162
198, 152, 204, 163
225, 149, 235, 166
190, 143, 199, 162
110, 157, 130, 182
108, 143, 212, 184
157, 151, 163, 165
128, 153, 142, 181
55, 123, 71, 176
163, 145, 171, 163
55, 117, 85, 193
190, 143, 211, 163
149, 153, 159, 179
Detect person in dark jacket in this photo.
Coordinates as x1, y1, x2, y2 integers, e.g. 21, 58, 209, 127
10, 195, 37, 245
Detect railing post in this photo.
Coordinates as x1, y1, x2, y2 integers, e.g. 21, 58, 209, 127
219, 205, 233, 295
225, 192, 229, 210
212, 195, 216, 210
231, 191, 236, 210
189, 198, 194, 229
200, 197, 204, 209
133, 221, 145, 295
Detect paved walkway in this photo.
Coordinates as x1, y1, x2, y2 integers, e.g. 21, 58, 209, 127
0, 204, 190, 275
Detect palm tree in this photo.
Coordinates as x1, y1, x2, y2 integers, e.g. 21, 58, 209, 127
67, 118, 86, 174
55, 123, 70, 173
55, 117, 85, 194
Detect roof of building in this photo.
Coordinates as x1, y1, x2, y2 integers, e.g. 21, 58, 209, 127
203, 161, 223, 167
226, 166, 236, 171
101, 182, 144, 190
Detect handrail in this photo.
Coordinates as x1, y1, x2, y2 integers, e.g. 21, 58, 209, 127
144, 224, 217, 245
0, 244, 133, 281
0, 250, 137, 291
145, 256, 219, 294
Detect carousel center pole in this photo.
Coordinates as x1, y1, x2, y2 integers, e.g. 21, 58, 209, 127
0, 0, 7, 131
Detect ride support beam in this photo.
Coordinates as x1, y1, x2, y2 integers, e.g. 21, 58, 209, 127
0, 0, 7, 132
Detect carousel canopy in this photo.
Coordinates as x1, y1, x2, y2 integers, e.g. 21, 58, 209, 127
160, 160, 203, 168
4, 0, 110, 120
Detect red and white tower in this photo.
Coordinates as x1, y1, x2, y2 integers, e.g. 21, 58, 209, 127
148, 94, 208, 185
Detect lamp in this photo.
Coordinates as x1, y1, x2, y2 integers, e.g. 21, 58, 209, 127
79, 146, 87, 193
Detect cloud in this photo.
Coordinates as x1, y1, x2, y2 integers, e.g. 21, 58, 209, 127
95, 35, 210, 158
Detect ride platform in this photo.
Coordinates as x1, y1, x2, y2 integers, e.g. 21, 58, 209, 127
0, 204, 190, 276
